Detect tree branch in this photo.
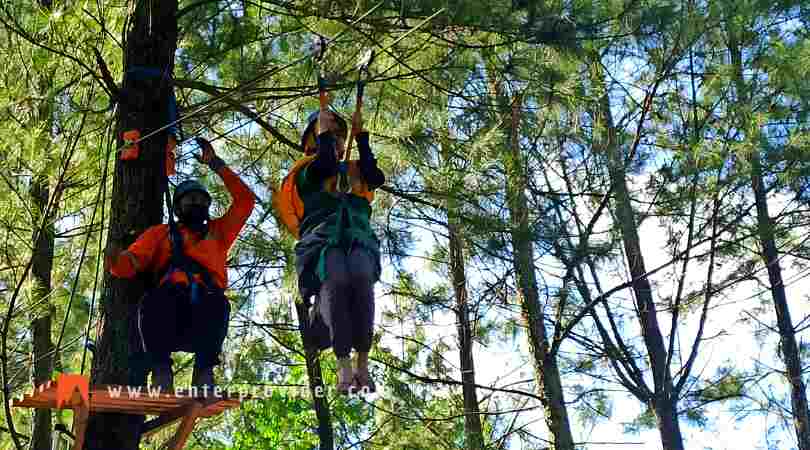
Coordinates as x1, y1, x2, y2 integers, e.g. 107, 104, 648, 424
174, 78, 300, 151
93, 47, 120, 101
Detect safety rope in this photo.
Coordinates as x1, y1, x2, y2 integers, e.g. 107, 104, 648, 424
53, 89, 105, 371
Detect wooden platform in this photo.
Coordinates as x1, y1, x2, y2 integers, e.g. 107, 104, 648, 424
14, 379, 249, 450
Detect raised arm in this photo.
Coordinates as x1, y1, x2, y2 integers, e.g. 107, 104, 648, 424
196, 137, 256, 250
356, 132, 385, 189
350, 109, 384, 189
214, 165, 256, 249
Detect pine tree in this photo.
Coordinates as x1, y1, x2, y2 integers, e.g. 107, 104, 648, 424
84, 1, 178, 448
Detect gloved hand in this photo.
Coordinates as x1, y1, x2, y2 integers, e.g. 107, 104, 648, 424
318, 110, 347, 138
194, 137, 226, 171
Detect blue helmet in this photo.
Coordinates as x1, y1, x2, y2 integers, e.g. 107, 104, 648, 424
173, 180, 211, 212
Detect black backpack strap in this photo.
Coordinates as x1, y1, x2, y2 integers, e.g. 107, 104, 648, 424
168, 219, 184, 269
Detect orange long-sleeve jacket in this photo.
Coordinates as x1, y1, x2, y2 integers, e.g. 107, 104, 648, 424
108, 166, 255, 290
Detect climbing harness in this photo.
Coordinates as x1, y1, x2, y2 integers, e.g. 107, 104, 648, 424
161, 152, 222, 306
166, 217, 221, 306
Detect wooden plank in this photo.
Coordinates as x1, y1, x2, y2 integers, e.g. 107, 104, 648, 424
168, 401, 203, 450
20, 392, 176, 410
14, 382, 245, 421
19, 399, 205, 416
15, 382, 248, 404
15, 397, 240, 417
142, 397, 222, 437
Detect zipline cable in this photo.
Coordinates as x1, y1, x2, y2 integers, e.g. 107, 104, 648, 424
80, 113, 116, 375
167, 29, 392, 169
115, 1, 386, 155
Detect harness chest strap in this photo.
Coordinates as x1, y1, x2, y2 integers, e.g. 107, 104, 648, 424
273, 157, 374, 239
164, 222, 222, 302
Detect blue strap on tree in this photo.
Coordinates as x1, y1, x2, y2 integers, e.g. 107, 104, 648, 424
127, 66, 181, 139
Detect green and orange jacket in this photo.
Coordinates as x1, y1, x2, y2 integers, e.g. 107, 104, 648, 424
278, 131, 384, 299
273, 132, 384, 240
108, 166, 255, 290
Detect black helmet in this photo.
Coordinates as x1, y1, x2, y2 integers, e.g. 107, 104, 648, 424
173, 180, 211, 212
301, 109, 348, 152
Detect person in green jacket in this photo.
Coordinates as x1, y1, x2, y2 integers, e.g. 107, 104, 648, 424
291, 107, 384, 394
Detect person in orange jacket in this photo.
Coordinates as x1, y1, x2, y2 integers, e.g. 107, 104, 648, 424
105, 137, 255, 391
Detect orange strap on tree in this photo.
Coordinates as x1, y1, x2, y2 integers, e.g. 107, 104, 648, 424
121, 129, 141, 160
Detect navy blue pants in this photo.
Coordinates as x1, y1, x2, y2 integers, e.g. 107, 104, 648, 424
136, 282, 230, 369
318, 246, 376, 358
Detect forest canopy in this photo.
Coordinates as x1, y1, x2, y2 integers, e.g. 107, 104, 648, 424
1, 1, 810, 449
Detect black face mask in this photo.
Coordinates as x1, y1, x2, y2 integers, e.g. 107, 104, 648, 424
179, 205, 209, 232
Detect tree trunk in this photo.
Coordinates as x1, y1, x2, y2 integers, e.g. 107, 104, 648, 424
651, 398, 684, 450
603, 120, 684, 450
84, 1, 178, 448
31, 1, 55, 447
729, 34, 810, 449
588, 56, 685, 450
449, 228, 486, 450
503, 94, 575, 450
442, 137, 485, 450
750, 152, 810, 449
30, 177, 54, 450
294, 301, 334, 450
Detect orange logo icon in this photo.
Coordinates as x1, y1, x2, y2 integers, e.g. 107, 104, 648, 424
55, 373, 89, 409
